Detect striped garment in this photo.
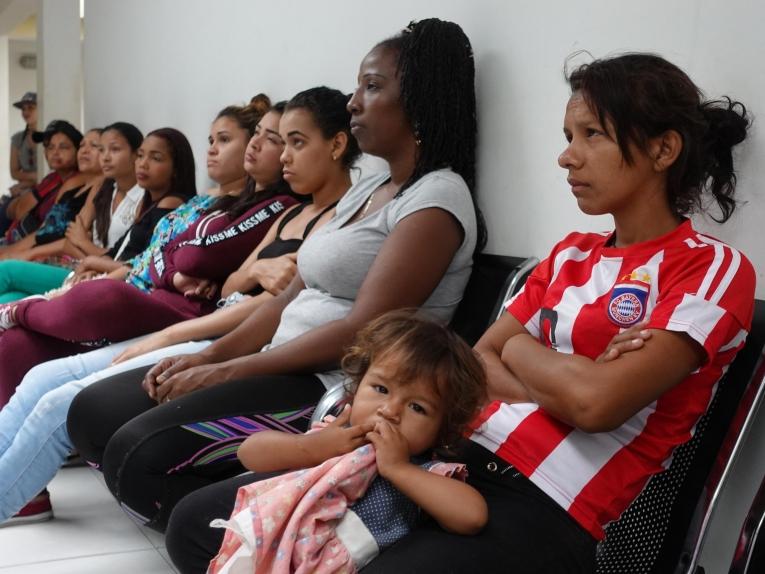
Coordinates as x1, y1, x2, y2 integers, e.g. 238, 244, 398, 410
469, 219, 755, 539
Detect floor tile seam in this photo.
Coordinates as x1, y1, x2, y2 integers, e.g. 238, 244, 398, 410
0, 546, 167, 569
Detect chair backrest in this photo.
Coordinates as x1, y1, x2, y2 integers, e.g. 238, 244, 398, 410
310, 253, 538, 424
450, 253, 538, 345
596, 299, 765, 574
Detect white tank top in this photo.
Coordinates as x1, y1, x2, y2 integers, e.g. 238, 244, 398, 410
92, 182, 145, 248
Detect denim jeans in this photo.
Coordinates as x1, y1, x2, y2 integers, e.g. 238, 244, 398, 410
0, 337, 212, 520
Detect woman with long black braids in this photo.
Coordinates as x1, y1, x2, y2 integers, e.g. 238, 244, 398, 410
65, 19, 485, 570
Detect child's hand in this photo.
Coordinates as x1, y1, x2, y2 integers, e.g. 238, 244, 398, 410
307, 405, 373, 461
366, 420, 411, 479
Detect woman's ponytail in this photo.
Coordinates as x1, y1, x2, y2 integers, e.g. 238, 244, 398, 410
699, 98, 750, 222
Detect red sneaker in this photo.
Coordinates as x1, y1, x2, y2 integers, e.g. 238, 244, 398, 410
0, 490, 53, 526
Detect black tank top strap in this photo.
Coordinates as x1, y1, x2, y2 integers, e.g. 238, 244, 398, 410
56, 184, 86, 204
302, 200, 339, 239
275, 202, 310, 238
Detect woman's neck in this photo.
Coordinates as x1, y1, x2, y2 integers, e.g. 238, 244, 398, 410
385, 136, 419, 189
57, 168, 77, 181
217, 175, 247, 196
311, 171, 352, 209
84, 173, 104, 188
254, 177, 278, 193
114, 174, 137, 193
147, 187, 170, 202
611, 185, 682, 247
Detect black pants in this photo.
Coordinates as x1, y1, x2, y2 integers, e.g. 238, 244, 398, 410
67, 366, 325, 530
165, 441, 597, 574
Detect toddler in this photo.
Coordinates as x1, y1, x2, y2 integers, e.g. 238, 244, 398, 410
209, 309, 488, 573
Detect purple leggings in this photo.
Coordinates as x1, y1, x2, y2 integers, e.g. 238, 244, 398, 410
0, 279, 209, 406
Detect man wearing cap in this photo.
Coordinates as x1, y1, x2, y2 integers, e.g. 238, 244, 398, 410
1, 93, 39, 235
8, 92, 38, 196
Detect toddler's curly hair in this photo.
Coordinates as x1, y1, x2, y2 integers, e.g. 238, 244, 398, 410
341, 309, 487, 447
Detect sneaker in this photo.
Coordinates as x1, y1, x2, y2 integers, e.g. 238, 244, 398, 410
0, 303, 17, 332
0, 490, 53, 527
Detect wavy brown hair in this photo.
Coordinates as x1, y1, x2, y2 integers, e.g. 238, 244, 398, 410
342, 309, 487, 447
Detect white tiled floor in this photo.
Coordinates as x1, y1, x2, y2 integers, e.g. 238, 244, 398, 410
0, 466, 177, 573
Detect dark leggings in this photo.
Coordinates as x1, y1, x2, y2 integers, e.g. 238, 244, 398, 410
166, 441, 597, 574
67, 366, 325, 530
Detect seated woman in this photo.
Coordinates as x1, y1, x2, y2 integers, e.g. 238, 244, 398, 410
115, 96, 272, 291
0, 121, 149, 298
1, 121, 87, 248
67, 19, 484, 543
0, 86, 358, 525
359, 54, 755, 573
0, 128, 104, 302
0, 128, 105, 261
0, 114, 295, 407
0, 126, 198, 406
60, 99, 270, 292
64, 122, 145, 260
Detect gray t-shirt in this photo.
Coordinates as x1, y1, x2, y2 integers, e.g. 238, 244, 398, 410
10, 129, 37, 173
266, 168, 477, 388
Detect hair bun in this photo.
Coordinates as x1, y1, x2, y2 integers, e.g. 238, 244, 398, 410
700, 98, 749, 149
248, 93, 272, 116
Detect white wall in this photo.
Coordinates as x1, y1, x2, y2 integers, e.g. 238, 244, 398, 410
82, 0, 765, 298
36, 0, 81, 132
0, 35, 10, 194
7, 38, 35, 137
4, 38, 36, 193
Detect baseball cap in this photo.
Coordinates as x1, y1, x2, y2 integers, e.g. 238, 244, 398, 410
32, 120, 83, 147
12, 92, 37, 109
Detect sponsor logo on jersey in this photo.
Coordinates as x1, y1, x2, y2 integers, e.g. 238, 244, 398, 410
607, 270, 651, 327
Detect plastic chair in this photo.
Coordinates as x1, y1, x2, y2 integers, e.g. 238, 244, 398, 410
596, 299, 765, 574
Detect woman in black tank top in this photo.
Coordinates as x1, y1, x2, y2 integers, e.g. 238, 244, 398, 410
109, 86, 359, 364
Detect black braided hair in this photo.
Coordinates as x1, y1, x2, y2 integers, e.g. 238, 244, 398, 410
377, 18, 487, 251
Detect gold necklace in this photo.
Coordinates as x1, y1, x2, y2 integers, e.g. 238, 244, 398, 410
359, 189, 377, 219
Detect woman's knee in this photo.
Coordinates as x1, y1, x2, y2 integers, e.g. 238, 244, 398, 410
68, 368, 156, 466
166, 488, 220, 574
166, 477, 248, 574
35, 382, 83, 423
66, 380, 114, 464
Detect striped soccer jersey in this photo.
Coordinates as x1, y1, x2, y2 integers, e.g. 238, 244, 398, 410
469, 220, 755, 539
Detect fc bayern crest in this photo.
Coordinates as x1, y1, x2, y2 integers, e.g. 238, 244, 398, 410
607, 273, 650, 327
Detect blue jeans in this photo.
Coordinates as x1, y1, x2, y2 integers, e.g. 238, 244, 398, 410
0, 337, 212, 520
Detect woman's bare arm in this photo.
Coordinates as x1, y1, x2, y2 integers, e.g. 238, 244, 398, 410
19, 238, 68, 261
112, 293, 272, 364
474, 312, 534, 404
151, 208, 464, 400
501, 330, 705, 432
220, 206, 292, 297
6, 190, 38, 221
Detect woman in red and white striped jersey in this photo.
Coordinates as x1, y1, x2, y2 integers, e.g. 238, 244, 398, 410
365, 53, 755, 573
